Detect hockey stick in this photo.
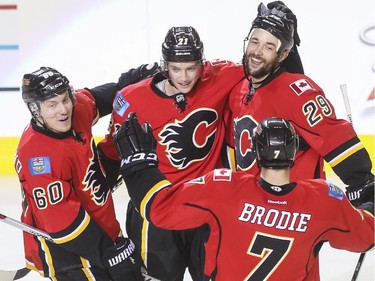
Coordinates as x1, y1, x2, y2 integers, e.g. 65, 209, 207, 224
0, 212, 160, 281
0, 212, 52, 280
339, 84, 366, 281
0, 267, 30, 281
0, 213, 53, 242
340, 83, 354, 127
351, 252, 366, 281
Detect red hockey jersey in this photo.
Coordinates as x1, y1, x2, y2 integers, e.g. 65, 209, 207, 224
15, 90, 121, 276
99, 60, 244, 184
125, 168, 375, 281
228, 71, 372, 185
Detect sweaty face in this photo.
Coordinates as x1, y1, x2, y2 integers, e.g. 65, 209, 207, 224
166, 61, 201, 94
245, 28, 285, 82
39, 91, 73, 133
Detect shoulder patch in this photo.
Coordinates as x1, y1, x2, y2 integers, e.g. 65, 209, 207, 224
213, 168, 232, 181
289, 79, 314, 96
327, 181, 344, 200
113, 92, 129, 117
209, 59, 228, 66
28, 156, 51, 175
187, 176, 205, 185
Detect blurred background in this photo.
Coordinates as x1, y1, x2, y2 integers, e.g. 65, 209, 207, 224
1, 0, 374, 173
1, 0, 374, 136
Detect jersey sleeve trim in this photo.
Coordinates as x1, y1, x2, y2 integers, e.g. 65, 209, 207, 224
140, 179, 171, 219
50, 208, 91, 244
326, 139, 364, 167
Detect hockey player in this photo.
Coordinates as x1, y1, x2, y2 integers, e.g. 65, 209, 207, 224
228, 2, 374, 212
97, 26, 244, 280
15, 65, 158, 280
113, 113, 375, 281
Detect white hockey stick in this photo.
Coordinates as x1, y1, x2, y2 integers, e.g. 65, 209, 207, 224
339, 84, 366, 281
0, 212, 52, 280
0, 213, 53, 242
340, 83, 354, 127
0, 212, 160, 281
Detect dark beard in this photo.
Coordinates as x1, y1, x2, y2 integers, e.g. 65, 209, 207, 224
251, 66, 272, 79
247, 56, 280, 79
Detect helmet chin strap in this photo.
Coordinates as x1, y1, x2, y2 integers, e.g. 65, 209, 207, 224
167, 78, 175, 89
33, 114, 60, 133
34, 116, 48, 130
28, 102, 49, 130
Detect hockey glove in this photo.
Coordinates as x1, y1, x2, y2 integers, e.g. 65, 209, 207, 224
114, 112, 158, 176
358, 201, 374, 215
346, 174, 374, 213
266, 1, 304, 74
117, 62, 160, 89
266, 1, 300, 46
102, 237, 144, 281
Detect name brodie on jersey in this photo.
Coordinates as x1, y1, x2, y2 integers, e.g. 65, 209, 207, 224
238, 203, 312, 232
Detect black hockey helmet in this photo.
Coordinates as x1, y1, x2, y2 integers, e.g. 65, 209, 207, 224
247, 3, 294, 54
22, 66, 71, 104
252, 117, 299, 169
161, 26, 204, 63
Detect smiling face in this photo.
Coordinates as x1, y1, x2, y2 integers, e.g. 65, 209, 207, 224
37, 90, 73, 133
245, 28, 289, 83
166, 61, 202, 94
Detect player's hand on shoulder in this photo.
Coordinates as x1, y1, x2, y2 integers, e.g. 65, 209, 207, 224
114, 112, 158, 176
266, 1, 300, 46
118, 62, 160, 89
346, 174, 374, 214
102, 236, 144, 281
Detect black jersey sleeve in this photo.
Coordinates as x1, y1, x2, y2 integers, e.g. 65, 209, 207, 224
86, 83, 117, 117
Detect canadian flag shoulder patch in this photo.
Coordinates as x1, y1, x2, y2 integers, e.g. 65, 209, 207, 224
213, 169, 232, 181
289, 79, 314, 96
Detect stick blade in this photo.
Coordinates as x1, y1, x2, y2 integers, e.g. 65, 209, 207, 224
14, 267, 31, 280
0, 267, 31, 281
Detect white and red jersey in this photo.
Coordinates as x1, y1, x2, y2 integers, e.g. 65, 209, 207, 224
228, 70, 372, 185
15, 90, 120, 275
125, 168, 375, 281
99, 60, 244, 183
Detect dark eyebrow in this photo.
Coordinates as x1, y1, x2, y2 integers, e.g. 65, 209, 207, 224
250, 36, 277, 48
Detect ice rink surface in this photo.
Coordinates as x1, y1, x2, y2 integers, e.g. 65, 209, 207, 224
0, 174, 374, 281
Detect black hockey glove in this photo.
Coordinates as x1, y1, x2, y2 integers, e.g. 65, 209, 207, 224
266, 1, 300, 46
266, 1, 304, 74
346, 174, 374, 214
114, 112, 158, 176
358, 201, 374, 215
102, 237, 144, 281
117, 62, 160, 90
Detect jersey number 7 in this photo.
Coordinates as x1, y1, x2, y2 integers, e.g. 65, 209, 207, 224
245, 231, 293, 280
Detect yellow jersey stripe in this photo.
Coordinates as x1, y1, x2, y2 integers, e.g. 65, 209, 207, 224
329, 142, 364, 167
139, 179, 170, 267
40, 238, 56, 280
53, 212, 91, 244
139, 179, 171, 218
